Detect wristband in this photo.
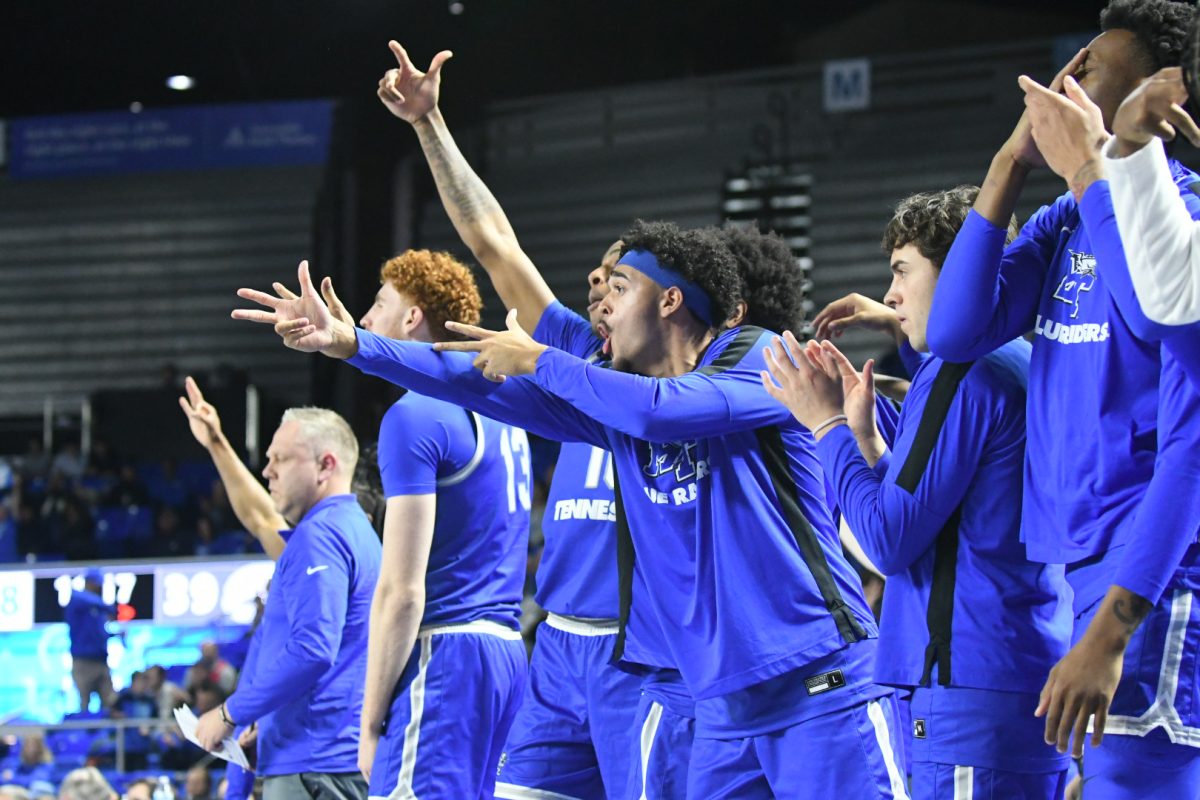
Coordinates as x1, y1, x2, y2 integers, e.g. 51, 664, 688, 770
811, 414, 848, 437
219, 702, 237, 728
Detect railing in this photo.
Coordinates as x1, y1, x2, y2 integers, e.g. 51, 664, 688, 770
0, 717, 213, 774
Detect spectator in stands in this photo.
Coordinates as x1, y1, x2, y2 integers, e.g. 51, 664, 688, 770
147, 460, 188, 509
145, 666, 188, 721
152, 508, 192, 559
14, 733, 53, 786
0, 470, 20, 564
56, 767, 117, 800
183, 768, 211, 800
112, 671, 157, 770
192, 518, 217, 557
65, 569, 116, 712
121, 779, 155, 800
85, 440, 118, 482
104, 467, 148, 509
50, 444, 84, 482
0, 785, 31, 800
185, 644, 237, 698
59, 499, 96, 563
27, 782, 53, 800
16, 439, 49, 481
192, 681, 225, 716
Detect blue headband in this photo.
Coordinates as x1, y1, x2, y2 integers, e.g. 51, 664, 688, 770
616, 249, 715, 326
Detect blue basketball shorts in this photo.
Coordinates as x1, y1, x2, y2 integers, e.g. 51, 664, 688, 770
368, 621, 527, 800
494, 615, 642, 800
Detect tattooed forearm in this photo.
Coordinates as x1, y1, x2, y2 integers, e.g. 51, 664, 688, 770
1112, 593, 1152, 632
1069, 158, 1106, 202
415, 119, 503, 227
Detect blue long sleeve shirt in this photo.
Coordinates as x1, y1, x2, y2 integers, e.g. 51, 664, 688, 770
928, 183, 1200, 604
224, 494, 381, 776
65, 588, 115, 659
347, 327, 877, 702
817, 339, 1070, 693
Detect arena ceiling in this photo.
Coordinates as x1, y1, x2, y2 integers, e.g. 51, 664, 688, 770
4, 0, 1103, 121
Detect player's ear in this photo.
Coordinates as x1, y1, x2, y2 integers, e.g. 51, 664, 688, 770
660, 286, 685, 319
405, 304, 425, 333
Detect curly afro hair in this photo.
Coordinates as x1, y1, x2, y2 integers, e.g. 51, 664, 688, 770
720, 224, 806, 333
352, 440, 386, 539
379, 250, 483, 342
882, 185, 1018, 268
1101, 0, 1196, 74
619, 220, 743, 326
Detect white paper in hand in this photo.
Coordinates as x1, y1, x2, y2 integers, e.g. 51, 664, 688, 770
173, 706, 251, 769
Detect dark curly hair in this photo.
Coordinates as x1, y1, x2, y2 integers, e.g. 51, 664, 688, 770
1101, 0, 1196, 74
720, 224, 806, 333
619, 220, 743, 326
352, 440, 385, 539
881, 186, 1018, 268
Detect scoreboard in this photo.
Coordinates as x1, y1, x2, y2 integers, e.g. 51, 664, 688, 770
0, 557, 275, 632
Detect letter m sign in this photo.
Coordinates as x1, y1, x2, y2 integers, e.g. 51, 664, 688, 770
823, 59, 871, 112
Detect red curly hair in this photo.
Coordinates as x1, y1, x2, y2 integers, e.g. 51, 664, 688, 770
379, 250, 483, 341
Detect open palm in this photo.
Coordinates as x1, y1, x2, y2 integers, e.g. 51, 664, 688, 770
233, 260, 337, 353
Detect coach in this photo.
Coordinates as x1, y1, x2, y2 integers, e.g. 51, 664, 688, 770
193, 407, 381, 800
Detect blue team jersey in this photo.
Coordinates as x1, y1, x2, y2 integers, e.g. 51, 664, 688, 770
347, 326, 878, 703
65, 589, 114, 659
530, 301, 620, 619
929, 174, 1200, 604
379, 392, 530, 629
817, 338, 1071, 694
224, 494, 381, 776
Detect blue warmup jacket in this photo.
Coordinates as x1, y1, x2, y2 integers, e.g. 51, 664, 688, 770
346, 326, 878, 703
927, 174, 1200, 606
224, 495, 381, 776
817, 338, 1071, 694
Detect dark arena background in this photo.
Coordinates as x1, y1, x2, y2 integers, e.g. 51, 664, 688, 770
0, 2, 1193, 799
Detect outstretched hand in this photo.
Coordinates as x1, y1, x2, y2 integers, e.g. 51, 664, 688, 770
178, 376, 224, 450
232, 260, 358, 359
271, 274, 355, 326
1112, 66, 1200, 157
1019, 74, 1109, 198
433, 309, 547, 381
377, 40, 453, 123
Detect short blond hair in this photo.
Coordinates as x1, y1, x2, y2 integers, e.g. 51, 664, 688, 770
281, 407, 359, 474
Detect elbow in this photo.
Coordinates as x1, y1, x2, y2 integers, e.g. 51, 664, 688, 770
924, 319, 971, 363
374, 580, 425, 617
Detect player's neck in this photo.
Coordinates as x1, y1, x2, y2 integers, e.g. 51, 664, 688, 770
638, 319, 714, 378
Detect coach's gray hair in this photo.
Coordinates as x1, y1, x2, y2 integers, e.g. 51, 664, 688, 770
281, 407, 359, 473
58, 767, 117, 800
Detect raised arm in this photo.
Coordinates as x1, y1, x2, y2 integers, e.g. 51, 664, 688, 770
179, 377, 286, 559
232, 262, 608, 449
377, 40, 555, 328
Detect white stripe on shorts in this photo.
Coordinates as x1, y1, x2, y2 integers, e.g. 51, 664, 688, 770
638, 701, 664, 800
953, 765, 974, 800
1093, 589, 1200, 746
544, 613, 620, 637
386, 634, 434, 800
866, 700, 910, 800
